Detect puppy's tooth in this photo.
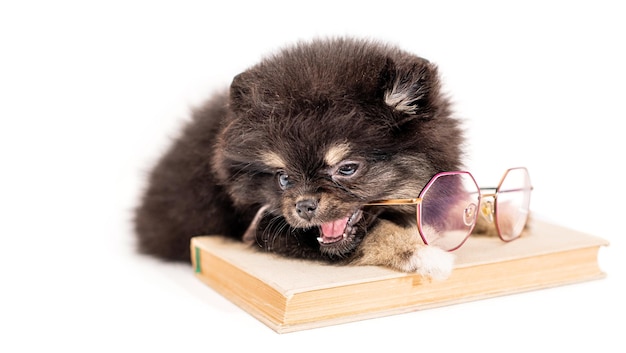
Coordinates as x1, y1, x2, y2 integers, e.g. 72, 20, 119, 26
317, 237, 324, 243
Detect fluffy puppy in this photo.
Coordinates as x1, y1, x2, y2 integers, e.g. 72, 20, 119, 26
134, 37, 465, 279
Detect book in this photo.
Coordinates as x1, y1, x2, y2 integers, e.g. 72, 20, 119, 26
190, 220, 608, 333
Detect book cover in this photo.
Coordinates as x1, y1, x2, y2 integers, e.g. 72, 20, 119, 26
191, 220, 608, 333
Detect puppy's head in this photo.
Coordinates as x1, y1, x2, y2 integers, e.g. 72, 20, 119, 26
213, 38, 463, 258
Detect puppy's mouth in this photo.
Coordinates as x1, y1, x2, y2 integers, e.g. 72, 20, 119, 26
316, 209, 363, 246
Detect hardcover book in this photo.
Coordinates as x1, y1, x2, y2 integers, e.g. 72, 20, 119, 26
191, 220, 608, 333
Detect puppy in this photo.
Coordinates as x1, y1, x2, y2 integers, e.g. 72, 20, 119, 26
134, 37, 465, 280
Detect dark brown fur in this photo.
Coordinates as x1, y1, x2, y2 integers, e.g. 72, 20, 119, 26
134, 38, 464, 275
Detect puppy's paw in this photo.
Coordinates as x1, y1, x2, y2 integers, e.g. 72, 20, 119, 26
350, 220, 456, 280
400, 245, 455, 281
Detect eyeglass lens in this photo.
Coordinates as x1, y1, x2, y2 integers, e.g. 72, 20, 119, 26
495, 167, 532, 241
419, 172, 480, 251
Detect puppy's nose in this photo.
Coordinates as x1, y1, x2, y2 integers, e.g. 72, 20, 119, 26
295, 199, 318, 221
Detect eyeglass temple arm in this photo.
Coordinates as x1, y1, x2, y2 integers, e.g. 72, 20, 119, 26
365, 198, 422, 206
366, 185, 533, 206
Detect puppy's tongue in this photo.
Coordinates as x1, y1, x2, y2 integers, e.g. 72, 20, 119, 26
320, 217, 349, 242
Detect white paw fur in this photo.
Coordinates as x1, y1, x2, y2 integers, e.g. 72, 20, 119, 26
400, 245, 455, 280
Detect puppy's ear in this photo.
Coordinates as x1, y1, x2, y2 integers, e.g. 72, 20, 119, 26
229, 72, 253, 114
383, 58, 443, 119
231, 70, 274, 115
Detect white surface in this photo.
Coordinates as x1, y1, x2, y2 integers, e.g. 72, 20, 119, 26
1, 1, 624, 352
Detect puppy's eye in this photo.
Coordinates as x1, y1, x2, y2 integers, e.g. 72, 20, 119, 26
277, 170, 291, 190
335, 163, 359, 177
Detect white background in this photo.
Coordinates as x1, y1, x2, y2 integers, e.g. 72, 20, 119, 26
1, 1, 624, 351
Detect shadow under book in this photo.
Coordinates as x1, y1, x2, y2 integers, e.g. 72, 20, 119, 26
190, 220, 608, 333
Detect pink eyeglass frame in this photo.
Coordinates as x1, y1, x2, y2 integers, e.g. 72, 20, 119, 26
365, 167, 532, 251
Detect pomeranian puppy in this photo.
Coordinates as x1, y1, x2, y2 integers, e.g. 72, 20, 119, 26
134, 37, 465, 279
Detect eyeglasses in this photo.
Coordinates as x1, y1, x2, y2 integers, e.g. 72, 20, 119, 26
366, 167, 532, 251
